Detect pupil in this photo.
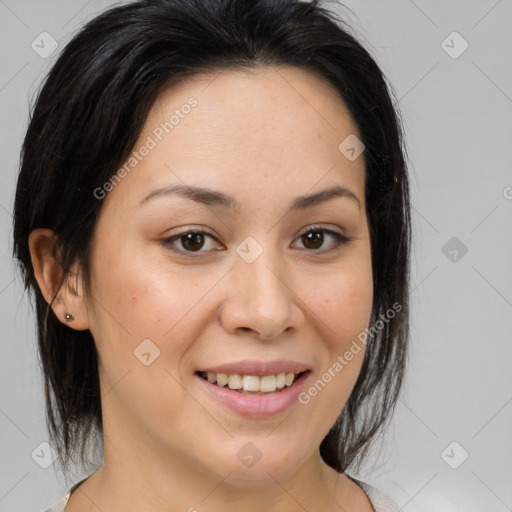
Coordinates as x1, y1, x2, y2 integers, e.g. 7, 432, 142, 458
183, 233, 204, 251
303, 231, 323, 249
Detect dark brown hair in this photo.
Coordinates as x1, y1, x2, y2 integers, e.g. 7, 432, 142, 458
13, 0, 411, 474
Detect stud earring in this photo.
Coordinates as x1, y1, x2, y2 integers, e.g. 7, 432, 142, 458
64, 307, 74, 322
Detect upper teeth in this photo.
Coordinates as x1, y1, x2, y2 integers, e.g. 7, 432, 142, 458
205, 372, 299, 392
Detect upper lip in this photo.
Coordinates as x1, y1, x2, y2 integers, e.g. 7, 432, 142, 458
197, 359, 311, 377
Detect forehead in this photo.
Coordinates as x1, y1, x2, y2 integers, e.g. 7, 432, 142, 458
104, 65, 365, 211
152, 65, 359, 147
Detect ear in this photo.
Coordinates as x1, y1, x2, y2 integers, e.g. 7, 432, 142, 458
28, 228, 90, 331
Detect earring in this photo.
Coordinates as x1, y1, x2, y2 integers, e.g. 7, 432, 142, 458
64, 307, 74, 322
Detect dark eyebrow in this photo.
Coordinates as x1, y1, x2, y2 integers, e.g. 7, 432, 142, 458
137, 183, 361, 212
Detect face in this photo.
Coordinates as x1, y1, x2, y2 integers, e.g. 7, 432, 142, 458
84, 66, 373, 484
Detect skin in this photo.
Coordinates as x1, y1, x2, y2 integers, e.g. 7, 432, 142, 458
29, 65, 374, 512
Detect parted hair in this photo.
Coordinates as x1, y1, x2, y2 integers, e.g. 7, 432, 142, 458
13, 0, 411, 473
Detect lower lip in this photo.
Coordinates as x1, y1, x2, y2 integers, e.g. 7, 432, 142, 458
195, 372, 311, 418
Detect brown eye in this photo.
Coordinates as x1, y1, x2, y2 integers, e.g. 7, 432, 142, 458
162, 229, 222, 255
181, 232, 206, 252
301, 230, 324, 250
293, 228, 350, 253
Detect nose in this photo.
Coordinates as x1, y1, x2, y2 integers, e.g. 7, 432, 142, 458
219, 247, 303, 340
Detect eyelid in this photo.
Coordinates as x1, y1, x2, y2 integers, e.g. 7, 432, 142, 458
295, 224, 347, 239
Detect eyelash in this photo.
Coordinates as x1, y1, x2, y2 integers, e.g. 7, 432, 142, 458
161, 226, 351, 256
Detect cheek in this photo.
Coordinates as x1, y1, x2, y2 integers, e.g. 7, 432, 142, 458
87, 247, 215, 429
311, 253, 373, 348
87, 241, 223, 362
297, 252, 373, 416
320, 277, 373, 330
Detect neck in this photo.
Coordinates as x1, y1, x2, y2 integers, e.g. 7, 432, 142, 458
82, 423, 342, 512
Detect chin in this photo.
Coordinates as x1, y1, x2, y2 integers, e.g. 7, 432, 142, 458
201, 437, 312, 484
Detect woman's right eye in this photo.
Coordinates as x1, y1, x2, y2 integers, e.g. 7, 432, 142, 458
161, 229, 224, 255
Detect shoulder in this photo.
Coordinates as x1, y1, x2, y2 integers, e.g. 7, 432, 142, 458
351, 477, 401, 512
41, 493, 70, 512
41, 475, 87, 512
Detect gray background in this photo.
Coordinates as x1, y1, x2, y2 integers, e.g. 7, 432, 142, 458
1, 1, 511, 510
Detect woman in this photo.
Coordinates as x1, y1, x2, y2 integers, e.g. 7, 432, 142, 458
13, 0, 410, 510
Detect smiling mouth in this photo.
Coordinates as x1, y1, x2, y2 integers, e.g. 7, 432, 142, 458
196, 371, 308, 395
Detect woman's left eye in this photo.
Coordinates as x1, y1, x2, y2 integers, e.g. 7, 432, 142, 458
161, 227, 350, 256
292, 227, 351, 252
